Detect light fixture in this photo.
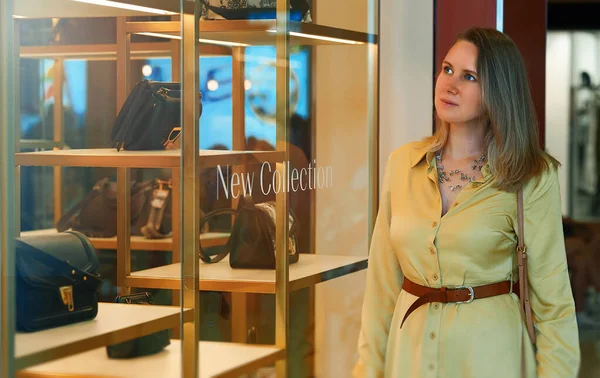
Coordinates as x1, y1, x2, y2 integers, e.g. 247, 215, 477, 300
13, 15, 27, 19
244, 80, 252, 91
142, 64, 153, 77
266, 29, 364, 45
71, 0, 177, 16
136, 32, 249, 48
207, 79, 219, 91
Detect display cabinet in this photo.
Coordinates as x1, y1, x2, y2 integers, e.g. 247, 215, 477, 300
0, 1, 379, 377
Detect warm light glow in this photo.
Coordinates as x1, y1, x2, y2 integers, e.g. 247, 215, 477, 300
71, 0, 177, 15
244, 80, 252, 91
207, 80, 219, 91
136, 32, 249, 47
13, 15, 27, 19
142, 64, 153, 77
267, 30, 364, 45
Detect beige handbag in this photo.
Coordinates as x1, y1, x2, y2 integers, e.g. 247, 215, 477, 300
517, 188, 537, 378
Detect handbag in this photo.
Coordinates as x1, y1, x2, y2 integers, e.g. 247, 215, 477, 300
110, 80, 202, 151
199, 195, 299, 269
517, 188, 536, 378
106, 292, 171, 358
200, 0, 312, 22
16, 231, 102, 332
56, 177, 173, 239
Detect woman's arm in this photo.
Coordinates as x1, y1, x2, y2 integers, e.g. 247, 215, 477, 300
353, 158, 404, 378
523, 166, 581, 378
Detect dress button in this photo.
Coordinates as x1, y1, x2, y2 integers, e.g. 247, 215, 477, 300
430, 332, 436, 340
429, 247, 435, 254
429, 363, 435, 370
432, 274, 439, 281
432, 221, 438, 228
433, 303, 440, 310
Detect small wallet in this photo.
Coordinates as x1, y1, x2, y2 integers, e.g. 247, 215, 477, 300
106, 292, 171, 359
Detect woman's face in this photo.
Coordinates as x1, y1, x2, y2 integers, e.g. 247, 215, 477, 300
435, 40, 484, 126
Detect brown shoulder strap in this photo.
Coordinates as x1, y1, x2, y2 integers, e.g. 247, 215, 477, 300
517, 188, 536, 344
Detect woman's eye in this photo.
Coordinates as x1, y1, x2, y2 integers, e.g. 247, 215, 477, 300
465, 74, 477, 82
443, 66, 452, 75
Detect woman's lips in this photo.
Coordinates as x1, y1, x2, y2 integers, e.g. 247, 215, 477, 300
440, 98, 458, 106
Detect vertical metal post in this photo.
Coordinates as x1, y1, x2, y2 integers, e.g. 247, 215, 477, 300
367, 0, 380, 242
116, 17, 132, 296
275, 0, 290, 377
181, 3, 201, 378
230, 46, 250, 343
1, 1, 17, 376
53, 58, 64, 225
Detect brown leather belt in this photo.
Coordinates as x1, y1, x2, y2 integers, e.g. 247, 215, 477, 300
400, 278, 519, 328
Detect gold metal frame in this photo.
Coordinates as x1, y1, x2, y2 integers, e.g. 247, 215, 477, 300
1, 0, 17, 376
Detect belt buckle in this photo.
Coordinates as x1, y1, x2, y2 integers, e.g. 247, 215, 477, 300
454, 285, 475, 304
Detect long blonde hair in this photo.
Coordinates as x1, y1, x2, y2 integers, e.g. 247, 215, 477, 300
423, 27, 559, 193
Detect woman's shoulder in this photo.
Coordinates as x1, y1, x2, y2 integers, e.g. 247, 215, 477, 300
521, 152, 560, 204
387, 139, 432, 166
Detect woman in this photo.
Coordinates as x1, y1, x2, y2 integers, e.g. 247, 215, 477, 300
354, 27, 580, 378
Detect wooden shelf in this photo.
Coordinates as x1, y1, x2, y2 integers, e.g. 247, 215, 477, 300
16, 303, 193, 370
15, 148, 284, 169
17, 340, 283, 378
127, 254, 368, 293
20, 42, 230, 60
127, 20, 377, 46
20, 229, 230, 252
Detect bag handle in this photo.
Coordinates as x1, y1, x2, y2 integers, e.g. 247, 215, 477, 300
517, 188, 536, 378
56, 178, 109, 232
199, 208, 237, 264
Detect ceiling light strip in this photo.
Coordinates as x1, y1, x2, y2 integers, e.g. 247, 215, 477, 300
266, 29, 364, 45
71, 0, 177, 16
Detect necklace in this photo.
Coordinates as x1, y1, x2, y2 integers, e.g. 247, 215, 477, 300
436, 151, 487, 192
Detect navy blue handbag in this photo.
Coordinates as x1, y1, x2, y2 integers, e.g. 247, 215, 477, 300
16, 231, 102, 332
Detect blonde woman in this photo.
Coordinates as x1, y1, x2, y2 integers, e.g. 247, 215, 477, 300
354, 27, 580, 378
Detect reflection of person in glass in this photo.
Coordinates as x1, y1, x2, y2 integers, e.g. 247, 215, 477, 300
354, 28, 579, 378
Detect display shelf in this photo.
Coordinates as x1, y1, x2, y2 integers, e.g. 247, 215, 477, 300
15, 148, 284, 169
17, 340, 284, 378
16, 303, 193, 370
127, 20, 377, 46
14, 0, 181, 19
20, 42, 230, 60
20, 229, 230, 252
127, 254, 368, 293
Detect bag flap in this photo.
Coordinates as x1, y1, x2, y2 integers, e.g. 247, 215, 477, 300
15, 236, 101, 290
18, 231, 99, 273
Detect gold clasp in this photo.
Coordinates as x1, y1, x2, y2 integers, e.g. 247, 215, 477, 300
60, 286, 75, 312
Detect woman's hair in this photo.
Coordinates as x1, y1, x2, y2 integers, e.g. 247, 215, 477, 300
423, 27, 559, 192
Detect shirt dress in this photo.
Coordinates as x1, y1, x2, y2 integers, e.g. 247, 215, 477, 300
353, 141, 580, 378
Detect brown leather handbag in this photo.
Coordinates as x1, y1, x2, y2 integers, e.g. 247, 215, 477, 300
517, 188, 536, 378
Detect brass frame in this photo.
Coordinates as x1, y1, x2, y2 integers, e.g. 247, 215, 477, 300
1, 1, 17, 377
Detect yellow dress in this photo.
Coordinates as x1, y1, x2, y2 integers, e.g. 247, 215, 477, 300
353, 141, 580, 378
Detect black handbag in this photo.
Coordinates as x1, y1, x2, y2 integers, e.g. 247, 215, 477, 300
16, 231, 102, 332
56, 177, 173, 239
106, 292, 171, 359
110, 80, 202, 151
200, 0, 311, 21
199, 195, 299, 269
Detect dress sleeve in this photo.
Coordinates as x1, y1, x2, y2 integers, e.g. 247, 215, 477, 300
523, 166, 581, 378
353, 158, 404, 378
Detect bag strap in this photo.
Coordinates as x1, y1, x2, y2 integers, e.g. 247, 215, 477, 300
141, 182, 171, 239
517, 188, 536, 378
56, 178, 110, 232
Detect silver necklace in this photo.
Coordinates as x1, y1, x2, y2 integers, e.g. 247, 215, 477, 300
436, 151, 486, 192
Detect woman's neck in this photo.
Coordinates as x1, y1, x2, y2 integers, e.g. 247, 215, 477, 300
443, 122, 487, 160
